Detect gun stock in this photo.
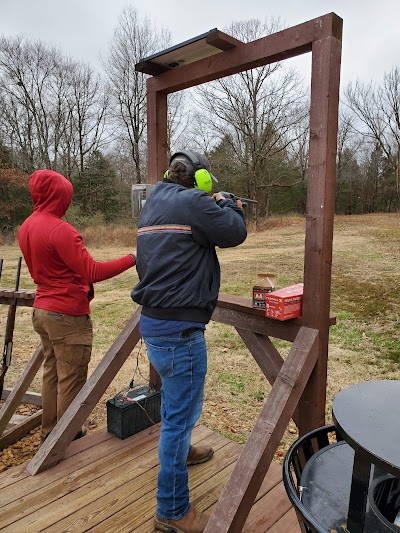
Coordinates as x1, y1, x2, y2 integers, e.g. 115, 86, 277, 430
0, 257, 22, 399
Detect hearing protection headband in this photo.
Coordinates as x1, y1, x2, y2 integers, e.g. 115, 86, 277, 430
166, 150, 218, 193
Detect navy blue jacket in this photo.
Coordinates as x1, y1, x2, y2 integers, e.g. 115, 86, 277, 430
131, 180, 247, 323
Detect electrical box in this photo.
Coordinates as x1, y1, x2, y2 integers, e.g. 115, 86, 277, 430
131, 184, 155, 218
106, 386, 161, 439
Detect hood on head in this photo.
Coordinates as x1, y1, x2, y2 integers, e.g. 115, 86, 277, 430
30, 169, 73, 217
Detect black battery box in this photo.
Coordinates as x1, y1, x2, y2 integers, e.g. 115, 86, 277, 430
106, 385, 161, 439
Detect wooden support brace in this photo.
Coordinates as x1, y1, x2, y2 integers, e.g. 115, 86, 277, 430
1, 389, 42, 406
0, 410, 42, 450
235, 329, 283, 385
26, 307, 142, 475
147, 13, 342, 94
0, 345, 43, 436
236, 329, 300, 428
204, 326, 320, 533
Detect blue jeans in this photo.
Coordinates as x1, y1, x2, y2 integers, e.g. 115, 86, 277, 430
143, 329, 207, 521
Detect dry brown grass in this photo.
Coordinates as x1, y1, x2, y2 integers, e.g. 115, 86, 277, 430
80, 223, 138, 248
0, 212, 399, 468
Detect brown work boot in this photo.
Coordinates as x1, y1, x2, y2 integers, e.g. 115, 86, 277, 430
186, 445, 214, 466
154, 506, 208, 533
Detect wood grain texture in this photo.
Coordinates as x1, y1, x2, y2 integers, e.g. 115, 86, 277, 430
0, 425, 299, 533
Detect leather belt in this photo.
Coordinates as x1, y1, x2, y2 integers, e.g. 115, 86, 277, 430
181, 327, 200, 338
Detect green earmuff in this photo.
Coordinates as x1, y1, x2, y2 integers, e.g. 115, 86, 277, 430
193, 168, 213, 193
167, 150, 218, 193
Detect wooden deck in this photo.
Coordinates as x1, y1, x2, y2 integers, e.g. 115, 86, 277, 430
0, 424, 300, 533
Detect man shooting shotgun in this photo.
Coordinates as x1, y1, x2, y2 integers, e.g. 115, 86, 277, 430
0, 257, 22, 399
132, 150, 247, 532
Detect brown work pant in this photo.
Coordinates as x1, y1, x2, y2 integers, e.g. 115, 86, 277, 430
32, 308, 93, 440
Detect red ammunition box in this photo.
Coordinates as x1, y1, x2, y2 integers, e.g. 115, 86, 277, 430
265, 283, 303, 321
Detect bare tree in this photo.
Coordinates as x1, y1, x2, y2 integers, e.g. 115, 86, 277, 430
0, 34, 110, 206
104, 7, 171, 184
194, 18, 307, 217
0, 36, 71, 171
333, 110, 366, 213
63, 63, 109, 177
345, 67, 400, 200
167, 91, 190, 156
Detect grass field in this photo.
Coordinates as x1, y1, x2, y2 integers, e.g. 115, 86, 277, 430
0, 212, 399, 466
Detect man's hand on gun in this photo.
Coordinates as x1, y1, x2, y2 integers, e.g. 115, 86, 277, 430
213, 192, 243, 208
213, 191, 258, 208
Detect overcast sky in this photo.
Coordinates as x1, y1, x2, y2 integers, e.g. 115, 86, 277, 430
0, 0, 399, 88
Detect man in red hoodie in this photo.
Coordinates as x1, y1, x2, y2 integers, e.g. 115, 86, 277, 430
18, 169, 136, 442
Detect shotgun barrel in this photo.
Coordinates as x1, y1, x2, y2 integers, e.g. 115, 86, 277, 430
219, 191, 258, 207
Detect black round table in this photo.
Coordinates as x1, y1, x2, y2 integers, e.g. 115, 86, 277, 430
332, 380, 400, 532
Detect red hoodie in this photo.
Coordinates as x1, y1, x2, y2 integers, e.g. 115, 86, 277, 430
18, 169, 135, 315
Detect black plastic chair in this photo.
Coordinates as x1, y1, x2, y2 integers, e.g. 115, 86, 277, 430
368, 474, 400, 532
282, 424, 344, 533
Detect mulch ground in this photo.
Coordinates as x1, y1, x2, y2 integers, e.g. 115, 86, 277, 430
0, 401, 102, 472
0, 403, 42, 472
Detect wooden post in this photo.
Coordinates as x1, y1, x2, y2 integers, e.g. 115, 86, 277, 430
146, 88, 168, 390
146, 89, 168, 184
298, 33, 342, 435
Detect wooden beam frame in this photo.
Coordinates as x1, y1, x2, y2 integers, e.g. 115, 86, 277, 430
146, 13, 342, 95
145, 12, 342, 531
0, 290, 331, 477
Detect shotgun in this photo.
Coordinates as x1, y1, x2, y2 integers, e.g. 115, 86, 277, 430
219, 191, 258, 207
0, 257, 22, 399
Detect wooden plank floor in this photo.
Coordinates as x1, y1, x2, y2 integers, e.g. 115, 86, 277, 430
0, 424, 300, 532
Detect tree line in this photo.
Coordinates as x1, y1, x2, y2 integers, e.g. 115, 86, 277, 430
0, 7, 399, 231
